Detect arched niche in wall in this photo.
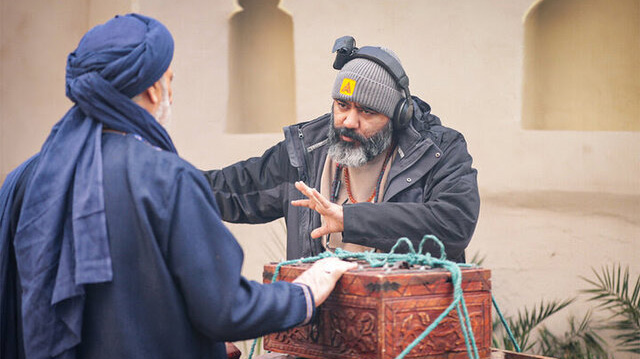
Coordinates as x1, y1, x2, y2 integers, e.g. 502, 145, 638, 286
522, 0, 639, 131
227, 0, 296, 133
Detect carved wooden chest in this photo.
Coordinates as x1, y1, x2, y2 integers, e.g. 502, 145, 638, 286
263, 263, 492, 359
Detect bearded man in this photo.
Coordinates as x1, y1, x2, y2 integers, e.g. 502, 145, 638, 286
204, 37, 480, 263
0, 14, 355, 359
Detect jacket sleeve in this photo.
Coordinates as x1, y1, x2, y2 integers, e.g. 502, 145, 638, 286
165, 169, 313, 341
342, 132, 479, 262
201, 140, 296, 224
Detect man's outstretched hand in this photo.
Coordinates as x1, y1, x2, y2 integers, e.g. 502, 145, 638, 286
293, 257, 357, 306
291, 181, 344, 238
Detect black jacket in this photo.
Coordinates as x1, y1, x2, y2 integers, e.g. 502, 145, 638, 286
204, 97, 479, 262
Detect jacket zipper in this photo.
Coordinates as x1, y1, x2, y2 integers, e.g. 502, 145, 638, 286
297, 126, 323, 256
297, 127, 311, 183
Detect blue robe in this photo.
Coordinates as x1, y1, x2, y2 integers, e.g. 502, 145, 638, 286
1, 14, 313, 357
1, 132, 310, 358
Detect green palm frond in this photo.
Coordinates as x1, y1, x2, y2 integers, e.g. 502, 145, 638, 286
493, 298, 575, 352
537, 312, 609, 359
468, 252, 486, 266
581, 264, 640, 353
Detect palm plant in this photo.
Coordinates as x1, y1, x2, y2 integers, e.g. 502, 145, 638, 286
492, 298, 574, 352
581, 264, 640, 354
537, 312, 609, 359
492, 264, 640, 358
468, 252, 486, 266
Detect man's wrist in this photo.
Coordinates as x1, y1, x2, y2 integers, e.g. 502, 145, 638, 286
292, 283, 315, 325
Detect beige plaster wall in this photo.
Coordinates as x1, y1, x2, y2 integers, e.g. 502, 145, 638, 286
523, 0, 639, 131
1, 0, 638, 357
1, 0, 83, 180
0, 0, 133, 180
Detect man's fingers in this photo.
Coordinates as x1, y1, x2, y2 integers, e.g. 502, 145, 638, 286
315, 257, 357, 279
293, 258, 357, 306
294, 181, 313, 197
309, 187, 331, 209
296, 181, 324, 202
310, 227, 328, 239
319, 257, 358, 270
332, 259, 358, 275
291, 199, 311, 208
296, 181, 331, 210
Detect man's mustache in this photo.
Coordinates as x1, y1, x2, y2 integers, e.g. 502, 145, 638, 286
333, 126, 368, 145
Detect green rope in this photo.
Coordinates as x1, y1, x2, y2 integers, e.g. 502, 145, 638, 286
394, 255, 478, 359
492, 294, 522, 352
248, 235, 518, 359
248, 336, 258, 358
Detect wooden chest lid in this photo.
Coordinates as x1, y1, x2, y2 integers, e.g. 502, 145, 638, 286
263, 262, 491, 298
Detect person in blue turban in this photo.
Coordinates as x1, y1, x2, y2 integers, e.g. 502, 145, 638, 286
0, 13, 355, 359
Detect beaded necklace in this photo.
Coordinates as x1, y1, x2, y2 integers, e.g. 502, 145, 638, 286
330, 141, 395, 204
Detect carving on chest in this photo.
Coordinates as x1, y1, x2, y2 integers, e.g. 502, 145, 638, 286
263, 263, 492, 359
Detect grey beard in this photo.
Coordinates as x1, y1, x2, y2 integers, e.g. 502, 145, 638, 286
327, 118, 393, 168
154, 79, 172, 128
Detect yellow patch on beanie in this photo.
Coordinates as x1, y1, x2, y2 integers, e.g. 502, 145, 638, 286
339, 78, 356, 96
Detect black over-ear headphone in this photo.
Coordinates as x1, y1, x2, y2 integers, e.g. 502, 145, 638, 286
332, 36, 414, 130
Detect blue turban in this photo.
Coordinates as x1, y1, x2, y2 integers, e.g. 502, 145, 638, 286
0, 13, 175, 358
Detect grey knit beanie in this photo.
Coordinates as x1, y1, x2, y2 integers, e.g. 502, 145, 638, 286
331, 50, 403, 119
